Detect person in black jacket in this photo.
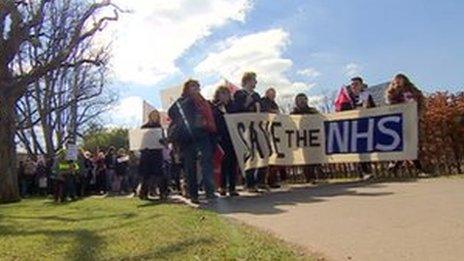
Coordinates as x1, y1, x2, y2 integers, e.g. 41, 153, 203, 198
338, 77, 376, 111
168, 79, 218, 204
212, 86, 239, 197
291, 93, 320, 115
291, 93, 322, 183
232, 72, 262, 113
261, 88, 279, 113
232, 72, 265, 192
138, 110, 168, 200
115, 148, 129, 194
105, 146, 117, 193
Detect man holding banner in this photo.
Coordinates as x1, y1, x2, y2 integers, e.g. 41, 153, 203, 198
335, 77, 376, 179
291, 93, 322, 183
232, 72, 267, 192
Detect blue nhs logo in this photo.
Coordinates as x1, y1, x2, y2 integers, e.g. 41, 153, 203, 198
324, 114, 403, 154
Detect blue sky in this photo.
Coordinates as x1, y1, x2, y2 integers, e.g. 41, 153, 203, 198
107, 0, 464, 126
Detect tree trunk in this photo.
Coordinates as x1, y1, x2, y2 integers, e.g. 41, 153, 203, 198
0, 95, 20, 203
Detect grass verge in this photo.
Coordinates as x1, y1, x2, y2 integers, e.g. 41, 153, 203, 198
0, 197, 310, 260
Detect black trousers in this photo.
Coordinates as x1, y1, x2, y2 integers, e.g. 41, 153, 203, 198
140, 174, 168, 198
221, 148, 237, 192
245, 168, 265, 188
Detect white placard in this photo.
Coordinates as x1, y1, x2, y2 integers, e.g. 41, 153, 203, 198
129, 128, 164, 151
66, 144, 78, 161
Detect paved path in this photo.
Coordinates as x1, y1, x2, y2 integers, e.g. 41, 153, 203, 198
212, 178, 464, 261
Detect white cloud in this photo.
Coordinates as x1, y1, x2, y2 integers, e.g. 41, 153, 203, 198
107, 0, 252, 85
109, 96, 144, 127
195, 28, 315, 99
297, 67, 321, 79
344, 63, 362, 78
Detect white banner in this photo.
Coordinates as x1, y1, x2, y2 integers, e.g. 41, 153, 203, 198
225, 102, 418, 172
129, 128, 165, 151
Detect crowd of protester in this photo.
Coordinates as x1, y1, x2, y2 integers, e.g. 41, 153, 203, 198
18, 72, 428, 204
17, 147, 141, 202
165, 71, 427, 204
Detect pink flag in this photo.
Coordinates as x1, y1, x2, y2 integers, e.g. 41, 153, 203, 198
224, 79, 240, 95
334, 85, 353, 112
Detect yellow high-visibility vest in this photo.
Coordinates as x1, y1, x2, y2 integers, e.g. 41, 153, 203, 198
58, 162, 80, 172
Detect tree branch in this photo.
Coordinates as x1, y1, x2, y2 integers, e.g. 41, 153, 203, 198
13, 1, 119, 98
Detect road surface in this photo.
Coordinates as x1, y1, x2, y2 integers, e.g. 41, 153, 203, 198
212, 178, 464, 261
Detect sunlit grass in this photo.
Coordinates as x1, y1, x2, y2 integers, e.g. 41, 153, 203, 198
0, 197, 309, 260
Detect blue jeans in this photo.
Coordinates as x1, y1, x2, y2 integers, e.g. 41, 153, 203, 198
182, 137, 215, 199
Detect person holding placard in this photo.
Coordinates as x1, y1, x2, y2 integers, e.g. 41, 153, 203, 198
138, 110, 168, 200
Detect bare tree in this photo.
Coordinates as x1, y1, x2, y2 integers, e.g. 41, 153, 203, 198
15, 40, 117, 157
0, 0, 119, 203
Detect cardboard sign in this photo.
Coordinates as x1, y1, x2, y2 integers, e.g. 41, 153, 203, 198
66, 144, 78, 161
225, 103, 418, 172
129, 128, 165, 151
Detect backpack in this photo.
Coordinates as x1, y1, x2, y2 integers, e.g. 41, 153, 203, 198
167, 100, 194, 144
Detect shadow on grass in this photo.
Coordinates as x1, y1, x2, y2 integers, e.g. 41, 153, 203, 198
118, 237, 214, 260
0, 212, 137, 222
0, 213, 166, 260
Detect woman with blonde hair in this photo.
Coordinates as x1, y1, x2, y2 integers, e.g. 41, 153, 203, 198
138, 109, 168, 200
213, 85, 239, 196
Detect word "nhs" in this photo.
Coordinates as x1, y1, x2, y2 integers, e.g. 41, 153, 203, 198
324, 114, 403, 154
